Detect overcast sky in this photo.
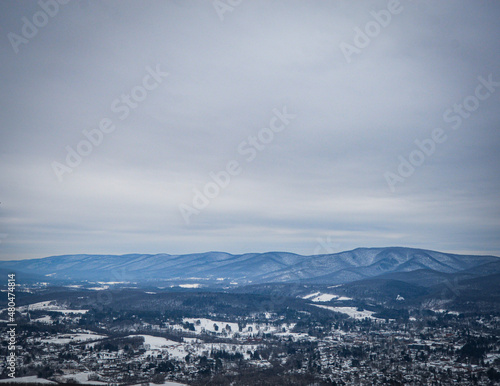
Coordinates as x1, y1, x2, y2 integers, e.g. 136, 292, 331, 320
0, 0, 499, 260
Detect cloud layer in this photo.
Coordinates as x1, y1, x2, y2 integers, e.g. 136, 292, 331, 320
0, 0, 499, 259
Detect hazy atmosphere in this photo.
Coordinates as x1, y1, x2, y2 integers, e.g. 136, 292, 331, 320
1, 0, 499, 260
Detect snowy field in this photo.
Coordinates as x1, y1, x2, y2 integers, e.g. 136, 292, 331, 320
16, 300, 88, 314
177, 283, 201, 288
54, 372, 107, 385
274, 332, 317, 341
131, 334, 187, 360
18, 300, 58, 311
132, 334, 180, 349
32, 315, 53, 324
128, 334, 263, 361
87, 285, 110, 290
41, 332, 107, 345
433, 309, 460, 316
301, 292, 352, 302
170, 317, 295, 338
5, 372, 187, 386
0, 375, 56, 383
313, 304, 379, 320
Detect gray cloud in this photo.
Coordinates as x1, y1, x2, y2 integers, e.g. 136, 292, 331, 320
0, 0, 499, 260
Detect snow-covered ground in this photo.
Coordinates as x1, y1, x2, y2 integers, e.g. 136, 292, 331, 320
131, 335, 186, 360
16, 300, 88, 314
54, 309, 88, 314
182, 337, 202, 344
132, 334, 180, 349
54, 372, 107, 385
301, 292, 352, 302
313, 305, 379, 320
19, 300, 57, 311
0, 376, 56, 384
433, 309, 460, 316
173, 317, 294, 338
87, 285, 109, 290
41, 332, 107, 345
274, 332, 317, 341
182, 318, 238, 334
302, 292, 337, 302
32, 315, 53, 324
178, 283, 201, 288
129, 334, 263, 361
485, 353, 500, 365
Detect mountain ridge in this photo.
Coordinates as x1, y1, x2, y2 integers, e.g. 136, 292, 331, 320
1, 247, 499, 286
